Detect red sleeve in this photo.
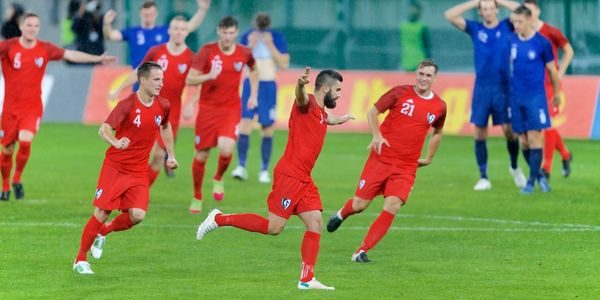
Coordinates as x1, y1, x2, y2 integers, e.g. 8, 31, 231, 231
432, 101, 447, 129
43, 41, 66, 61
141, 46, 157, 64
159, 97, 170, 126
191, 46, 209, 71
0, 40, 9, 57
549, 26, 569, 49
246, 47, 256, 69
105, 99, 133, 130
374, 87, 401, 112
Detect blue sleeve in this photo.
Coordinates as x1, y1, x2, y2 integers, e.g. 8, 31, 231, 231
501, 18, 514, 32
272, 31, 288, 54
540, 38, 554, 64
464, 19, 477, 35
121, 27, 131, 41
239, 30, 250, 46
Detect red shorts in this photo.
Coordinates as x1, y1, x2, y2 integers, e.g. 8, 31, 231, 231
1, 112, 41, 146
194, 106, 240, 150
354, 157, 417, 203
93, 162, 149, 211
267, 172, 322, 219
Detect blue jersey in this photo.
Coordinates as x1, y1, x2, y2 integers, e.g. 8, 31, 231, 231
507, 32, 554, 99
465, 18, 513, 85
121, 25, 169, 68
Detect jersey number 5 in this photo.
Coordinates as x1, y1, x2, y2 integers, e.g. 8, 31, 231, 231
401, 102, 415, 117
133, 114, 141, 127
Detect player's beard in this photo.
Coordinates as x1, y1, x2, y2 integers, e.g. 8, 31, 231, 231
324, 90, 337, 109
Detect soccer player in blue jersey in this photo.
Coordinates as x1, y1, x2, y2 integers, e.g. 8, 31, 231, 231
504, 5, 561, 194
103, 0, 210, 69
445, 0, 525, 191
230, 13, 290, 184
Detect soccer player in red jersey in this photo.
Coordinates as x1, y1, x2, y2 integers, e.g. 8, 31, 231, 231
184, 16, 258, 213
327, 60, 446, 263
524, 0, 574, 179
109, 16, 198, 186
0, 13, 116, 201
196, 67, 353, 290
73, 62, 178, 274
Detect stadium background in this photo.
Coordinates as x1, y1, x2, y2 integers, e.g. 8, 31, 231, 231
1, 0, 599, 139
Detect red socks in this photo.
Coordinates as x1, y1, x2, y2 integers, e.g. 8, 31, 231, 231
148, 168, 159, 186
192, 159, 206, 200
358, 210, 395, 253
300, 231, 320, 282
543, 128, 571, 172
76, 216, 104, 262
12, 141, 31, 183
213, 154, 232, 181
339, 199, 356, 219
0, 151, 12, 191
215, 213, 269, 234
99, 212, 134, 236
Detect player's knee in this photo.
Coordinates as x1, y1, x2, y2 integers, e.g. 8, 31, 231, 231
352, 197, 370, 213
2, 145, 14, 155
383, 198, 404, 215
194, 151, 209, 162
267, 223, 285, 235
130, 210, 146, 224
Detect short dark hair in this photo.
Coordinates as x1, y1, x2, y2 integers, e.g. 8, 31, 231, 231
315, 70, 343, 91
513, 5, 532, 17
218, 16, 238, 29
254, 13, 271, 30
137, 61, 162, 81
478, 0, 498, 10
417, 59, 439, 74
141, 0, 157, 10
523, 0, 538, 6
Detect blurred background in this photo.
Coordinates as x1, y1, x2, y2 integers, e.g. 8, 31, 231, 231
2, 0, 598, 73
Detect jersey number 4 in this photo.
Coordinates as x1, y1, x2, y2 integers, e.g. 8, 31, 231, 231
401, 102, 415, 117
133, 114, 141, 127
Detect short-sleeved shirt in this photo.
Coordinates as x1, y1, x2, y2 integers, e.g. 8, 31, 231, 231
0, 38, 65, 116
121, 25, 169, 68
373, 85, 446, 167
141, 44, 194, 108
507, 32, 554, 98
464, 18, 513, 85
104, 94, 170, 175
538, 23, 569, 87
274, 95, 328, 182
191, 42, 255, 108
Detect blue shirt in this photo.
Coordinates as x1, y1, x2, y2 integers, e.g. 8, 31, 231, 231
465, 18, 513, 85
507, 32, 554, 98
239, 29, 288, 59
121, 25, 169, 68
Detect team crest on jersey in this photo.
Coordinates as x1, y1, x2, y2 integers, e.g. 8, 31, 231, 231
135, 108, 141, 113
477, 31, 488, 43
281, 198, 292, 210
95, 188, 103, 199
496, 31, 501, 38
427, 113, 436, 124
178, 63, 187, 74
155, 34, 164, 43
155, 115, 162, 126
358, 179, 366, 190
34, 57, 44, 67
528, 50, 536, 60
157, 55, 168, 70
233, 61, 244, 72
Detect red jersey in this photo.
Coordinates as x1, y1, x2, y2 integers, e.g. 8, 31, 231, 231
104, 93, 170, 175
373, 85, 446, 167
191, 42, 255, 108
538, 23, 569, 88
274, 95, 328, 182
141, 44, 194, 117
0, 38, 65, 116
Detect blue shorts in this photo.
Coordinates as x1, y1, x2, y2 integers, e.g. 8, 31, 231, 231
509, 94, 551, 134
470, 84, 509, 127
241, 79, 277, 126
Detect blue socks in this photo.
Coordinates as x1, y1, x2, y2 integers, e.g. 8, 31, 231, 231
507, 139, 519, 169
237, 134, 249, 167
475, 140, 488, 179
261, 137, 272, 171
522, 149, 531, 167
528, 148, 542, 183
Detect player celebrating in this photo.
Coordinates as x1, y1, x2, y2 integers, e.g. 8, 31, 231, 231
196, 68, 352, 290
103, 0, 210, 70
184, 16, 258, 213
445, 0, 525, 191
505, 5, 561, 194
73, 62, 177, 274
0, 13, 116, 201
523, 0, 574, 179
327, 60, 446, 263
230, 12, 290, 184
108, 16, 196, 185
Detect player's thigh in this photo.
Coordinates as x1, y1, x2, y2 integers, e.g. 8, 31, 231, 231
509, 99, 526, 135
295, 180, 323, 217
298, 209, 323, 233
470, 85, 493, 127
194, 112, 219, 150
383, 167, 415, 205
490, 92, 510, 126
267, 172, 307, 220
1, 113, 19, 147
217, 136, 236, 156
354, 157, 389, 201
93, 163, 127, 211
120, 179, 149, 211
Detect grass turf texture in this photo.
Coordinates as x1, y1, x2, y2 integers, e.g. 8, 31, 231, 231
0, 124, 598, 299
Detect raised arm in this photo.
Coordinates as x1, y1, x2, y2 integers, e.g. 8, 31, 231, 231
103, 10, 123, 41
496, 0, 521, 11
108, 69, 138, 100
186, 0, 211, 32
546, 62, 562, 107
262, 32, 290, 69
366, 106, 389, 155
418, 127, 444, 167
295, 67, 310, 107
558, 43, 575, 78
326, 113, 354, 126
444, 0, 478, 31
63, 50, 117, 64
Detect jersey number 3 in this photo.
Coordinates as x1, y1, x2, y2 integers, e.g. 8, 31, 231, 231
401, 102, 415, 117
133, 114, 141, 127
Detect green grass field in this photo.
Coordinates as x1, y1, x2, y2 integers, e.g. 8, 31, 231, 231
0, 124, 598, 299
